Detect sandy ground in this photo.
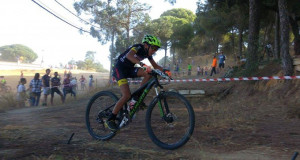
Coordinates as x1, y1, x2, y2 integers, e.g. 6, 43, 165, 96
0, 78, 299, 160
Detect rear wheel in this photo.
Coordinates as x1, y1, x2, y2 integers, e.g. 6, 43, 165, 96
145, 91, 195, 150
86, 91, 121, 140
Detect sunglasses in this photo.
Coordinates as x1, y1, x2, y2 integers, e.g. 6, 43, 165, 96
150, 46, 159, 51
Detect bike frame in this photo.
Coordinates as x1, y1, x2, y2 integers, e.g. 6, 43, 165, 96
100, 70, 170, 128
128, 74, 164, 118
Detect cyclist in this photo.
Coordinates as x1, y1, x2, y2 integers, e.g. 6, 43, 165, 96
105, 35, 163, 131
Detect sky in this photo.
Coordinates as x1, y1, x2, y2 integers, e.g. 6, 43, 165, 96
0, 0, 198, 70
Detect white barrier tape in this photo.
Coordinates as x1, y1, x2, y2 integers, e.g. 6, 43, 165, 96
120, 76, 300, 84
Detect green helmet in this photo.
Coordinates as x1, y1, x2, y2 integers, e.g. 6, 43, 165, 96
142, 35, 161, 48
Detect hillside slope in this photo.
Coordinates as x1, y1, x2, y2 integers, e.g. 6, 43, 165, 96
0, 58, 299, 159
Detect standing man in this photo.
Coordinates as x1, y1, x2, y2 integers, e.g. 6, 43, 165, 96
42, 69, 51, 106
89, 75, 94, 90
187, 64, 192, 76
50, 72, 64, 105
210, 55, 217, 76
218, 51, 226, 70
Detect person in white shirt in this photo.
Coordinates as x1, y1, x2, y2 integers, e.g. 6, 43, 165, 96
16, 78, 27, 107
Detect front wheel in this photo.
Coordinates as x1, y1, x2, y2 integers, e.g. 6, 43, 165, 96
86, 91, 121, 140
145, 91, 195, 150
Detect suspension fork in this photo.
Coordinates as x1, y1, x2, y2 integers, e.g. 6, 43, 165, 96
154, 87, 170, 118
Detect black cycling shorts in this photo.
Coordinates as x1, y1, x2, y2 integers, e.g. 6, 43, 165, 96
112, 63, 140, 86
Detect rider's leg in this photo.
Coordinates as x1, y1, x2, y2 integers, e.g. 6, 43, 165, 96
105, 82, 131, 131
112, 83, 131, 115
137, 68, 151, 86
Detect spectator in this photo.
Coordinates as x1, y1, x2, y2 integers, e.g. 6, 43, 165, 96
218, 51, 226, 70
42, 69, 51, 106
50, 72, 64, 105
64, 70, 67, 78
0, 76, 7, 90
175, 63, 179, 77
0, 76, 6, 85
197, 66, 201, 76
63, 74, 76, 100
204, 67, 208, 76
187, 64, 192, 76
89, 75, 94, 90
68, 70, 72, 77
210, 55, 217, 76
70, 77, 77, 96
29, 73, 42, 106
16, 78, 27, 107
20, 71, 24, 78
79, 75, 86, 90
264, 43, 273, 57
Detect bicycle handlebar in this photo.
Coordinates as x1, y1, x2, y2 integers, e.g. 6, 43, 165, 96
151, 69, 173, 80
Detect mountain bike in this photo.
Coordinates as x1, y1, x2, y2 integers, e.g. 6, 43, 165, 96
85, 69, 195, 150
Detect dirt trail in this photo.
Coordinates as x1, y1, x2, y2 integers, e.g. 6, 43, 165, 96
0, 92, 298, 160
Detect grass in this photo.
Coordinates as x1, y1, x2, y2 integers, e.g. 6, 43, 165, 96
0, 68, 110, 111
0, 91, 17, 111
0, 84, 111, 112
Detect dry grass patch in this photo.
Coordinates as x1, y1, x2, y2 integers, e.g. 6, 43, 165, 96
0, 91, 17, 111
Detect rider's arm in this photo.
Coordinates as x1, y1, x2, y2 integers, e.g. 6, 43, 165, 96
126, 50, 140, 64
149, 58, 163, 71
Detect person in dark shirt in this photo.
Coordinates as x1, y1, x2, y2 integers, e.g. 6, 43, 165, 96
218, 51, 226, 70
63, 74, 76, 100
42, 69, 51, 106
105, 35, 164, 131
50, 72, 64, 105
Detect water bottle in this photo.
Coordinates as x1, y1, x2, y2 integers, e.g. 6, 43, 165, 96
129, 99, 136, 109
128, 99, 137, 119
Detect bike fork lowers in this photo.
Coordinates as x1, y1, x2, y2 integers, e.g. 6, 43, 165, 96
155, 87, 167, 118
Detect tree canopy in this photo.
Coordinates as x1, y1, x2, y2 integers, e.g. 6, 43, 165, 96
0, 44, 38, 63
73, 0, 300, 76
75, 51, 107, 72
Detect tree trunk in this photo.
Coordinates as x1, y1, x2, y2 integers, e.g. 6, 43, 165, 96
172, 47, 176, 70
238, 26, 243, 58
231, 29, 235, 55
163, 43, 168, 68
109, 31, 115, 83
289, 14, 300, 56
274, 12, 280, 59
246, 0, 262, 74
278, 0, 293, 75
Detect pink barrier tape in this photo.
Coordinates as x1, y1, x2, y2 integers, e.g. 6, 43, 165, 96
118, 76, 300, 83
